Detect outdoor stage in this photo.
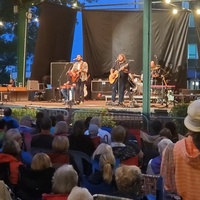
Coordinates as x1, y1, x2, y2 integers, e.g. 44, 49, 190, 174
0, 99, 173, 113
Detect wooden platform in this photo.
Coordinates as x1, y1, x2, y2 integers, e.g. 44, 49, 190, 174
0, 99, 173, 113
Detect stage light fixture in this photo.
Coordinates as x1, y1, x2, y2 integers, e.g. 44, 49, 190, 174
0, 21, 3, 26
72, 0, 78, 8
197, 9, 200, 15
165, 0, 171, 4
172, 9, 178, 14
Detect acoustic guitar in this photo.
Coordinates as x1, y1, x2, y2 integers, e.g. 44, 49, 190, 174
70, 70, 81, 83
109, 63, 128, 84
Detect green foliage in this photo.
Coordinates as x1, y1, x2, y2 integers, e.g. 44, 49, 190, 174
11, 107, 38, 121
169, 103, 188, 118
169, 103, 188, 134
73, 108, 116, 127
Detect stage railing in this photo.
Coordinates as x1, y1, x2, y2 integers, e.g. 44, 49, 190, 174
72, 110, 150, 132
37, 108, 69, 118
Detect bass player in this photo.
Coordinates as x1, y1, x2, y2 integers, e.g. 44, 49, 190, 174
109, 54, 129, 106
70, 54, 88, 104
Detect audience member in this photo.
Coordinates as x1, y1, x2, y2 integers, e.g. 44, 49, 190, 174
165, 121, 185, 143
84, 117, 111, 144
92, 143, 113, 160
32, 111, 44, 134
68, 186, 93, 200
17, 153, 55, 200
55, 113, 65, 123
111, 125, 141, 162
50, 115, 57, 134
48, 136, 70, 169
3, 128, 32, 166
53, 121, 68, 136
42, 164, 78, 200
88, 124, 99, 137
153, 127, 172, 148
0, 140, 23, 185
146, 138, 173, 175
160, 143, 176, 193
0, 119, 6, 148
31, 116, 54, 150
84, 116, 93, 131
68, 120, 95, 156
173, 100, 200, 200
18, 115, 35, 135
2, 107, 19, 128
88, 151, 115, 185
113, 165, 147, 200
117, 121, 139, 145
149, 119, 162, 136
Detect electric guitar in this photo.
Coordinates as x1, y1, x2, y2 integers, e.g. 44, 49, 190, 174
109, 63, 128, 84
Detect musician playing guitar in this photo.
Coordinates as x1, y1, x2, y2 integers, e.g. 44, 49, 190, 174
110, 54, 129, 106
60, 70, 76, 105
70, 54, 88, 104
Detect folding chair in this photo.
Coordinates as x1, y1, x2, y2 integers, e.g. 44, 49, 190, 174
68, 150, 92, 176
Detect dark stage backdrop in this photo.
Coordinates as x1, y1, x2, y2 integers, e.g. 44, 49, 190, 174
31, 2, 77, 82
83, 10, 189, 88
194, 13, 200, 68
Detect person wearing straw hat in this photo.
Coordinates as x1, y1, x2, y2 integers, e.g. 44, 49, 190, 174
173, 99, 200, 200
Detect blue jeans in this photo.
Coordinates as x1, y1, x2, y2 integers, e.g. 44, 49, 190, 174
61, 87, 75, 101
75, 80, 85, 102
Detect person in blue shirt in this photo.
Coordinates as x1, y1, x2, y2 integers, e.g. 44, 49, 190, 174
2, 107, 19, 129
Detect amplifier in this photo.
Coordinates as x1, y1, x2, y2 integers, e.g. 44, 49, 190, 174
27, 80, 39, 90
91, 80, 112, 92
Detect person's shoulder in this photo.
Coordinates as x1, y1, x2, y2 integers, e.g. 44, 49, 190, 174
99, 128, 110, 134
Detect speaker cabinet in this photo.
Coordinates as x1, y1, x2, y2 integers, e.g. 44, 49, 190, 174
27, 80, 39, 90
50, 62, 73, 88
44, 88, 59, 101
91, 80, 112, 92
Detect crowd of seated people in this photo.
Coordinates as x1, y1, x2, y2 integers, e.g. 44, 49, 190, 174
0, 104, 197, 200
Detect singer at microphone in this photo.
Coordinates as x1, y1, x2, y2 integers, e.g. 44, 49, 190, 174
109, 53, 130, 106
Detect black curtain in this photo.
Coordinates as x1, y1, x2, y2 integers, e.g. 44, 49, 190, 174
194, 12, 200, 68
31, 2, 77, 82
83, 10, 189, 88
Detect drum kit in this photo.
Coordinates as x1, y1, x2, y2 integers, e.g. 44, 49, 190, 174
128, 65, 171, 95
128, 73, 143, 95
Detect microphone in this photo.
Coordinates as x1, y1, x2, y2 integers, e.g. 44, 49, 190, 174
73, 58, 77, 60
115, 59, 118, 62
129, 59, 134, 62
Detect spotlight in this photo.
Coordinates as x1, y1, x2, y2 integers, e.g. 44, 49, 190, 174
165, 0, 171, 4
72, 1, 78, 8
197, 9, 200, 15
173, 9, 178, 14
0, 21, 3, 26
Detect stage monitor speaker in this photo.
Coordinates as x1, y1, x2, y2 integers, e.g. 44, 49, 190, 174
44, 88, 59, 101
50, 62, 73, 88
91, 80, 112, 92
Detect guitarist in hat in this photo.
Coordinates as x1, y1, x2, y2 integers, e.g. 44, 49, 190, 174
70, 54, 88, 104
109, 54, 129, 106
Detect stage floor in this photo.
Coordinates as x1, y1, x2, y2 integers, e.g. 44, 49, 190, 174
0, 99, 173, 113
